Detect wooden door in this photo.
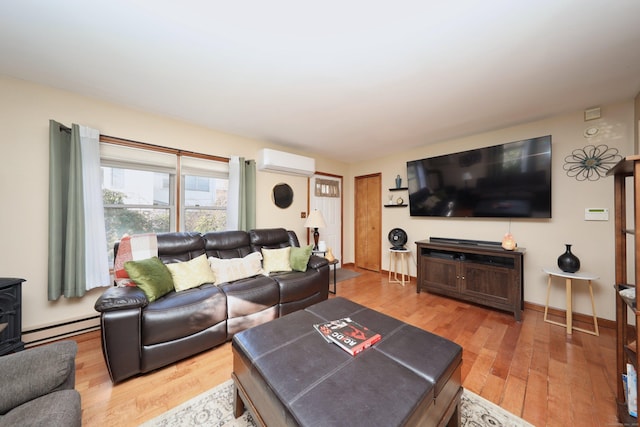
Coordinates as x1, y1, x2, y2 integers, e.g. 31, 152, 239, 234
355, 173, 381, 271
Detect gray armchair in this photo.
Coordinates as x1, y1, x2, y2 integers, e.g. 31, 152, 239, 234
0, 340, 81, 427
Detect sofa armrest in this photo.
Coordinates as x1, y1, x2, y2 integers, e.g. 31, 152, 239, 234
308, 254, 329, 270
94, 285, 148, 312
0, 341, 77, 415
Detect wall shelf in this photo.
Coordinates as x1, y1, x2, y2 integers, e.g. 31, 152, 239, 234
384, 204, 407, 208
389, 187, 408, 191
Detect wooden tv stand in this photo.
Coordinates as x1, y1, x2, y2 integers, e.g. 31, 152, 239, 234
416, 240, 525, 320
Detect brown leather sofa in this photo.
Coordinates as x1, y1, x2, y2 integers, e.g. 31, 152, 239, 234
94, 228, 329, 383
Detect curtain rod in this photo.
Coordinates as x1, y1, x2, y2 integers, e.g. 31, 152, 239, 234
55, 127, 230, 164
100, 134, 230, 163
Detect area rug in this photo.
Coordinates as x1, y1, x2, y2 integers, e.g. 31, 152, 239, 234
335, 268, 361, 282
140, 379, 533, 427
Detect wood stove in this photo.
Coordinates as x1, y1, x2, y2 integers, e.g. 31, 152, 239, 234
0, 277, 25, 355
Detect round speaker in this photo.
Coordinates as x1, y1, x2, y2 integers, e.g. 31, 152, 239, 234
388, 228, 408, 249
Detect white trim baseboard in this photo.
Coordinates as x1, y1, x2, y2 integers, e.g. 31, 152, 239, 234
22, 315, 100, 347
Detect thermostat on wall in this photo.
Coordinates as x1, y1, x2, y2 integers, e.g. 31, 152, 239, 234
584, 208, 609, 221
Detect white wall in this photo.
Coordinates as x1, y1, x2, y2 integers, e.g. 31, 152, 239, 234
345, 100, 635, 321
0, 76, 348, 331
255, 170, 311, 242
1, 74, 633, 330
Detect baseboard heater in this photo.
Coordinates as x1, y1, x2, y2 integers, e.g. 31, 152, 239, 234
22, 315, 100, 347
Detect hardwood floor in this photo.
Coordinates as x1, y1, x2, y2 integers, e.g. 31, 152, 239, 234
73, 268, 619, 426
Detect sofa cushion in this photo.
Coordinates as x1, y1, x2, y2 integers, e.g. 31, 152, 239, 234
219, 275, 280, 335
142, 284, 227, 346
0, 341, 77, 415
124, 257, 174, 302
290, 244, 313, 272
271, 268, 324, 304
219, 275, 280, 318
262, 247, 292, 274
0, 390, 81, 427
166, 254, 216, 292
203, 230, 253, 259
156, 232, 206, 263
94, 285, 148, 312
249, 228, 294, 251
209, 252, 264, 285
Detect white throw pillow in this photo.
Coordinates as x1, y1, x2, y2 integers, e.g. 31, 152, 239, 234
208, 252, 264, 285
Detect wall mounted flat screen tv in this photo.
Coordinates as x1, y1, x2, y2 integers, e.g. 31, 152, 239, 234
407, 135, 552, 218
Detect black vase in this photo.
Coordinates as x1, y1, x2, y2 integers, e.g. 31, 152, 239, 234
557, 244, 580, 273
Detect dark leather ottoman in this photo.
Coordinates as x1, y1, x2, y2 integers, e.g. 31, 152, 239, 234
232, 297, 463, 427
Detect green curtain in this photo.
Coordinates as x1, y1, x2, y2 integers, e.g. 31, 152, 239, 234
238, 158, 256, 231
48, 121, 86, 300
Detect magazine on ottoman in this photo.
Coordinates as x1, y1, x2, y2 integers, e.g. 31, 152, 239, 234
314, 317, 382, 355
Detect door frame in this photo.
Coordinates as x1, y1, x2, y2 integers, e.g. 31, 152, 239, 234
307, 172, 343, 264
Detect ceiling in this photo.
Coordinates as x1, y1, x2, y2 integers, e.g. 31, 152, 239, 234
1, 1, 640, 163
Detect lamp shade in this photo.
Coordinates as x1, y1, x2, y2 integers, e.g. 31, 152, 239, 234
304, 210, 327, 229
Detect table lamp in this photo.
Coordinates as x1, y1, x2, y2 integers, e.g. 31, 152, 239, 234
304, 209, 327, 250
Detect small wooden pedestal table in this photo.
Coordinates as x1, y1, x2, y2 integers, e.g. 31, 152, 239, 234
542, 267, 599, 336
389, 248, 411, 286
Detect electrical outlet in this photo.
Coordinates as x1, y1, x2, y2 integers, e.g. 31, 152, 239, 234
301, 212, 307, 218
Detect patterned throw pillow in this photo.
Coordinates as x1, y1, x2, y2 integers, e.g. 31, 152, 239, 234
290, 245, 313, 272
208, 252, 264, 285
124, 256, 174, 302
261, 247, 292, 275
114, 233, 158, 279
166, 254, 217, 292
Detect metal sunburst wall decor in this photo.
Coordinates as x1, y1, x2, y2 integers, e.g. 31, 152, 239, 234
563, 144, 622, 181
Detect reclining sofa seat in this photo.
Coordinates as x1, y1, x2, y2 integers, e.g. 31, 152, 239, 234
248, 228, 328, 317
95, 228, 329, 383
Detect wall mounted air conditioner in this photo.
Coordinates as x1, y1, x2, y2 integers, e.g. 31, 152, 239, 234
257, 148, 315, 177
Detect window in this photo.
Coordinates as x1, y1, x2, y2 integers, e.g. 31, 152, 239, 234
314, 178, 340, 197
185, 176, 210, 192
180, 155, 228, 233
182, 175, 227, 232
102, 167, 174, 240
100, 138, 229, 265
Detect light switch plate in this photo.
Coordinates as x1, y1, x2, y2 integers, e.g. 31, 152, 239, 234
585, 207, 609, 221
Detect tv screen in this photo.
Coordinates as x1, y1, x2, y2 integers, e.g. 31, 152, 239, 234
407, 136, 552, 218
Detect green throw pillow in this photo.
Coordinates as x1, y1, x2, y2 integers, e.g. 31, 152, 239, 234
124, 256, 174, 302
290, 245, 313, 272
